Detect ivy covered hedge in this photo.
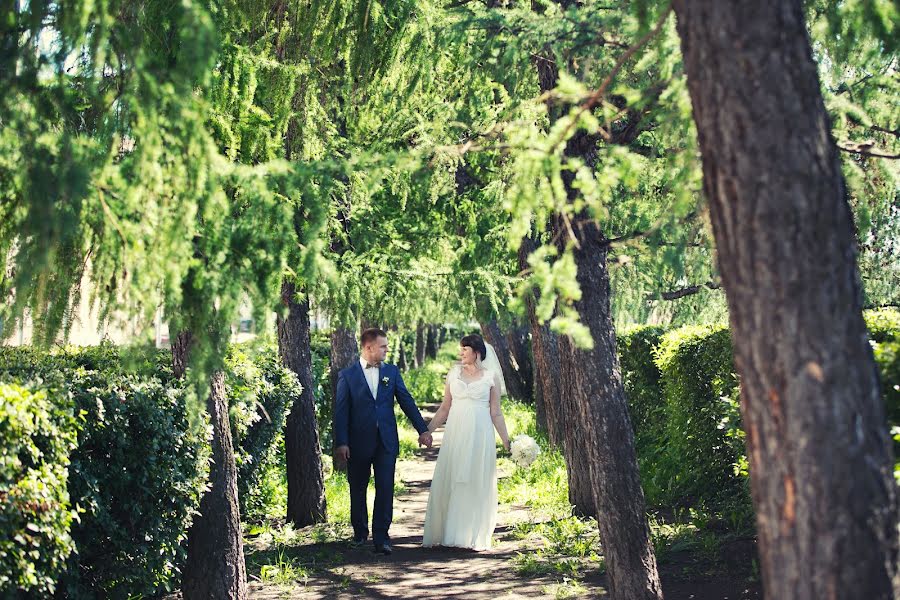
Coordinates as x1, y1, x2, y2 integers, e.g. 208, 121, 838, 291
617, 309, 900, 514
0, 341, 299, 598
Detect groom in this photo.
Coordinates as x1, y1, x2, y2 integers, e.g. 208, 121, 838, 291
333, 328, 433, 554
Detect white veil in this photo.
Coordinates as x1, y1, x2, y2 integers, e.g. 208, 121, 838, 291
480, 342, 508, 397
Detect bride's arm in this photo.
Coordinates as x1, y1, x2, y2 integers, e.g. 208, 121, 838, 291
426, 375, 453, 433
489, 372, 510, 451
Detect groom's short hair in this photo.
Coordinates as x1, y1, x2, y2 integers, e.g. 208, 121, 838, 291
361, 328, 388, 347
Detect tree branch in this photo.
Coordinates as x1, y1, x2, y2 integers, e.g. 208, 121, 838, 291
657, 280, 722, 301
838, 141, 900, 160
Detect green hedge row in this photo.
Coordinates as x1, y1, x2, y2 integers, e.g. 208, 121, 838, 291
618, 308, 900, 513
0, 341, 299, 598
0, 384, 78, 596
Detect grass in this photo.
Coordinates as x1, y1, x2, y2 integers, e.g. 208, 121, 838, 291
259, 549, 310, 585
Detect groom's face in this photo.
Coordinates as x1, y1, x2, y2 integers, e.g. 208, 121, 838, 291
365, 335, 389, 363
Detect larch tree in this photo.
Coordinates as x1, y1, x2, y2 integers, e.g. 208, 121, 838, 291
670, 1, 899, 598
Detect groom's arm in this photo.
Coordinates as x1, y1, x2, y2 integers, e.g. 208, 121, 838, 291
394, 369, 428, 435
334, 370, 351, 451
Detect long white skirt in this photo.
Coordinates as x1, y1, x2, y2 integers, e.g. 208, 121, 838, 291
422, 399, 498, 550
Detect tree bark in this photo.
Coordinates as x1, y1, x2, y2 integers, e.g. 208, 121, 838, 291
480, 319, 529, 402
277, 279, 327, 526
398, 339, 409, 371
556, 214, 662, 598
518, 237, 560, 446
672, 2, 899, 598
506, 324, 534, 402
330, 325, 358, 403
174, 335, 247, 600
425, 324, 438, 360
532, 28, 662, 597
415, 321, 426, 367
329, 324, 358, 470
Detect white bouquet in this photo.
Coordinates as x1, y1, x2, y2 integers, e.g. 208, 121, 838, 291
509, 434, 541, 468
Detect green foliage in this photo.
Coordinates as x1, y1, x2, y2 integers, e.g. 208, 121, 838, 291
61, 371, 209, 598
621, 310, 900, 513
403, 363, 447, 405
0, 384, 79, 596
225, 343, 300, 514
0, 342, 301, 596
307, 330, 335, 452
654, 326, 743, 506
618, 325, 667, 466
0, 346, 209, 597
866, 308, 900, 343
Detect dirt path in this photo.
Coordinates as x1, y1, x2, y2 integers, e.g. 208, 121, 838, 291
245, 405, 573, 599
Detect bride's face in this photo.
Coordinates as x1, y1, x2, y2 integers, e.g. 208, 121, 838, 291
459, 345, 477, 365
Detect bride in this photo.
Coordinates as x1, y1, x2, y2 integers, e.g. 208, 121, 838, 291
422, 333, 510, 550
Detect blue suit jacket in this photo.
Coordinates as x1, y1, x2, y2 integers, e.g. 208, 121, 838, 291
333, 361, 427, 458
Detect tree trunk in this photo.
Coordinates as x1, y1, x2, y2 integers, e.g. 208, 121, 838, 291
532, 33, 662, 596
556, 215, 662, 598
398, 340, 409, 371
518, 237, 560, 446
425, 324, 438, 360
174, 334, 247, 600
329, 324, 358, 470
506, 324, 534, 402
672, 3, 899, 598
277, 279, 327, 526
330, 325, 358, 403
480, 319, 529, 402
415, 321, 426, 367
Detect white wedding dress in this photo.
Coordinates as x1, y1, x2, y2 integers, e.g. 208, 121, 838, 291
422, 364, 498, 550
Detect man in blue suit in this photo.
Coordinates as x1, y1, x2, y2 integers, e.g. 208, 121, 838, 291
334, 328, 433, 554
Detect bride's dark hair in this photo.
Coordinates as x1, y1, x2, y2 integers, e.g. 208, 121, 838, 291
460, 334, 487, 361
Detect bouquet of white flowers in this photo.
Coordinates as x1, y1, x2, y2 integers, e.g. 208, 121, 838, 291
509, 434, 541, 468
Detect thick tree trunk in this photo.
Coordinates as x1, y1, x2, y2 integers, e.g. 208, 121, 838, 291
415, 321, 426, 367
174, 334, 247, 600
480, 319, 528, 401
277, 280, 327, 526
425, 324, 438, 360
532, 30, 662, 596
506, 325, 534, 402
672, 3, 899, 598
330, 326, 358, 403
557, 215, 662, 598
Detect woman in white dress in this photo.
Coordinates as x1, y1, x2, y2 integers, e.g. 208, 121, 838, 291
422, 334, 510, 550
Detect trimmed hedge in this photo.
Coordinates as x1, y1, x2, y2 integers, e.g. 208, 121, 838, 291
0, 342, 299, 597
617, 309, 900, 513
61, 371, 209, 598
0, 383, 79, 596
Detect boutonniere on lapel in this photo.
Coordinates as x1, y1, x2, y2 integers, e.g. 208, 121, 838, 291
381, 376, 390, 387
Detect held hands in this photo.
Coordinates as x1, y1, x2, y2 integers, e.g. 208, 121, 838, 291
418, 431, 434, 448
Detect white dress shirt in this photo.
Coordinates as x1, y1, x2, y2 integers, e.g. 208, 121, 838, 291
359, 357, 379, 399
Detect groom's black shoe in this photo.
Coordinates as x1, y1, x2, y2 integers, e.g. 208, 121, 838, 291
374, 541, 393, 555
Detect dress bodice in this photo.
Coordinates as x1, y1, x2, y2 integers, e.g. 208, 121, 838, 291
448, 365, 493, 405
